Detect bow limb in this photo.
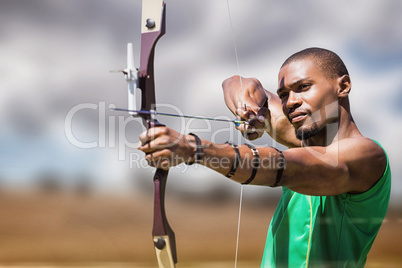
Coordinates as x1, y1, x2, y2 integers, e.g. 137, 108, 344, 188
153, 168, 177, 268
138, 0, 177, 267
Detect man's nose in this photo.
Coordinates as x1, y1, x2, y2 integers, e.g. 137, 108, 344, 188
286, 91, 302, 110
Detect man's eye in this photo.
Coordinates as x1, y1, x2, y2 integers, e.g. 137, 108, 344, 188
279, 93, 288, 99
300, 84, 311, 90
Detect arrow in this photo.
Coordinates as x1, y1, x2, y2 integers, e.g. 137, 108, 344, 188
110, 107, 248, 127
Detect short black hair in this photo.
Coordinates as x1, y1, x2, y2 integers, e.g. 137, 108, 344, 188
281, 47, 349, 79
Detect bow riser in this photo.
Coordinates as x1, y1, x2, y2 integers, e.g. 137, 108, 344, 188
138, 2, 166, 125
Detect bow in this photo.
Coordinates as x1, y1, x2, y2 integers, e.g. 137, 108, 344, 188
121, 0, 177, 267
116, 1, 246, 267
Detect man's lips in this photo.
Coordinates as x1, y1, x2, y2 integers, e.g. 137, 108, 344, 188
288, 111, 308, 123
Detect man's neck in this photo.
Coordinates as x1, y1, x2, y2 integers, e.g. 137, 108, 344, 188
303, 107, 362, 147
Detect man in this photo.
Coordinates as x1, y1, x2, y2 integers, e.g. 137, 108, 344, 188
138, 48, 391, 267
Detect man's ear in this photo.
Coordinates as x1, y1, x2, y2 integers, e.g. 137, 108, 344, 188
337, 75, 351, 98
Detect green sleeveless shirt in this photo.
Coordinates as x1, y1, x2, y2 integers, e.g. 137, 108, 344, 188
261, 141, 391, 268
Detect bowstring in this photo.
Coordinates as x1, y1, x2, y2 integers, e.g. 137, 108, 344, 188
225, 1, 246, 267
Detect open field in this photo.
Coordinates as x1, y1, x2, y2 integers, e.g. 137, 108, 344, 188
0, 193, 400, 267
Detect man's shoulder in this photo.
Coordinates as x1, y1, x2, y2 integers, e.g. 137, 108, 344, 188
336, 136, 385, 158
336, 137, 387, 193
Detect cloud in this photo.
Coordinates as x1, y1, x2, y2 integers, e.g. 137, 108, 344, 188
1, 0, 401, 202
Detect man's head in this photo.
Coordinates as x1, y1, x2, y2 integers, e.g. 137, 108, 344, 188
281, 47, 349, 80
277, 48, 352, 141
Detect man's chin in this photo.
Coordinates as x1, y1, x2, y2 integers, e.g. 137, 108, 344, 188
295, 124, 319, 141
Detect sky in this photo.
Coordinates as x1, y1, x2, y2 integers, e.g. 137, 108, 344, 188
0, 0, 401, 205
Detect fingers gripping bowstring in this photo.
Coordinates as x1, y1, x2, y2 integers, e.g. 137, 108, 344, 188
225, 1, 246, 267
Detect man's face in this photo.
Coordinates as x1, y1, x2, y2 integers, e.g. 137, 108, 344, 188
277, 58, 339, 140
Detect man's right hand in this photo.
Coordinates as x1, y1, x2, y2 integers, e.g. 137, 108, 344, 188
222, 75, 300, 148
222, 76, 270, 140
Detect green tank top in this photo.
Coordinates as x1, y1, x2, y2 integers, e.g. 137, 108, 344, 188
261, 141, 391, 268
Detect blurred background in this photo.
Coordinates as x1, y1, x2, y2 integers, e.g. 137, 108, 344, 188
0, 0, 401, 267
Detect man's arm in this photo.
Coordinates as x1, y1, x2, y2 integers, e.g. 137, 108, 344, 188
263, 137, 386, 195
138, 128, 386, 196
264, 91, 301, 148
222, 76, 300, 148
200, 137, 386, 195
